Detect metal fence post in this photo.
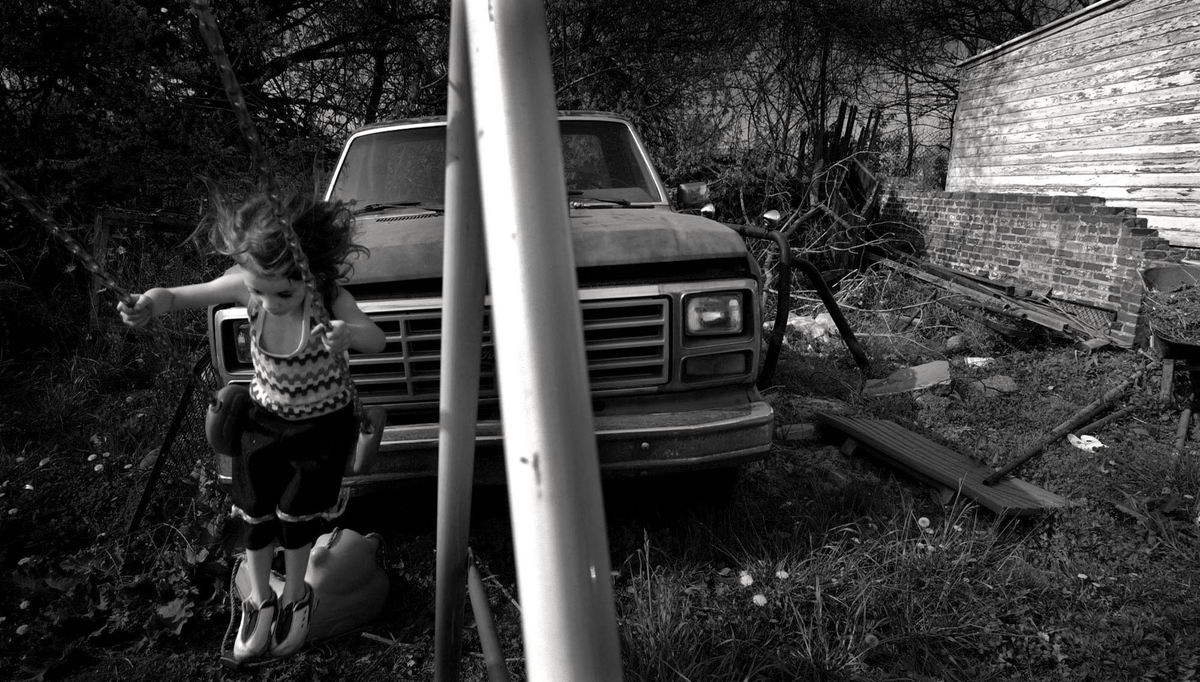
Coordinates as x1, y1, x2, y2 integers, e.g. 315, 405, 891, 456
463, 0, 623, 679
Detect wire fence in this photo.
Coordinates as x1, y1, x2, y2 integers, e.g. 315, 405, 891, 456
870, 124, 952, 190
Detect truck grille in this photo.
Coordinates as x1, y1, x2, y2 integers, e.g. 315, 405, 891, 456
350, 297, 669, 403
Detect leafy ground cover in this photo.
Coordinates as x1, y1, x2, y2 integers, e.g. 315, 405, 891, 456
2, 265, 1199, 681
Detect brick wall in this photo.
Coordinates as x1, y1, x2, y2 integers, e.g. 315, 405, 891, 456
878, 186, 1179, 347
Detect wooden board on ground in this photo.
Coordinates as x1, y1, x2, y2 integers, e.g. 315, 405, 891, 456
814, 411, 1069, 517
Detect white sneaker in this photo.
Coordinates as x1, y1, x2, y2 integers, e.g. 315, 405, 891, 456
269, 585, 313, 658
233, 593, 277, 663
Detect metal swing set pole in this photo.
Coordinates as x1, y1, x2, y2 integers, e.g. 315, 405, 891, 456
433, 0, 488, 677
434, 0, 623, 679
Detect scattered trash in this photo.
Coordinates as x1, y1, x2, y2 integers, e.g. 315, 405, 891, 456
945, 335, 966, 353
1067, 434, 1105, 452
785, 312, 838, 342
964, 357, 994, 368
863, 360, 951, 397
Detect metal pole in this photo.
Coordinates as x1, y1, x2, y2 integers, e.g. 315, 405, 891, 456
434, 0, 487, 678
464, 1, 623, 679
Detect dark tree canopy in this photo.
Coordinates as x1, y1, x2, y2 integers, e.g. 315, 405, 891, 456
0, 0, 1084, 263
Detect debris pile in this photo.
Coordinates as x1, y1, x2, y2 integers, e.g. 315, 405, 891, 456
1143, 285, 1200, 344
866, 249, 1115, 348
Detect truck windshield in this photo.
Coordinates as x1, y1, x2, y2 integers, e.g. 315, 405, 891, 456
328, 119, 664, 210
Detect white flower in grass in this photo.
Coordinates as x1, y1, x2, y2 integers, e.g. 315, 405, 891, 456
917, 517, 930, 529
775, 570, 789, 580
751, 594, 767, 607
739, 571, 754, 587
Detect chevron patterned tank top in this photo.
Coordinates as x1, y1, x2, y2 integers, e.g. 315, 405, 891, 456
247, 293, 352, 420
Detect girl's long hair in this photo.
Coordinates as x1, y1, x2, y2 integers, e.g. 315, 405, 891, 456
194, 181, 367, 304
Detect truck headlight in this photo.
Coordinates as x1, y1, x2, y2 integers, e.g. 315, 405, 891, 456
684, 293, 743, 336
233, 321, 252, 364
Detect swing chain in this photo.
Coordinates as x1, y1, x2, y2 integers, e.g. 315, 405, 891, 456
192, 0, 369, 432
0, 166, 137, 307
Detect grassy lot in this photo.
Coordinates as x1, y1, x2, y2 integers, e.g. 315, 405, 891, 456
2, 266, 1199, 681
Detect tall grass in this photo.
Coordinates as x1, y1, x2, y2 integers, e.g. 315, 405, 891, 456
613, 482, 1059, 681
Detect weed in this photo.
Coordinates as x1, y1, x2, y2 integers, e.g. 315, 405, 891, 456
3, 246, 1200, 680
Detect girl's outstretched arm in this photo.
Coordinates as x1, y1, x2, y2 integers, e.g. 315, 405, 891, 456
117, 270, 247, 328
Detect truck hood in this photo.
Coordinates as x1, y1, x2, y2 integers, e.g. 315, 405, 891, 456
348, 208, 746, 283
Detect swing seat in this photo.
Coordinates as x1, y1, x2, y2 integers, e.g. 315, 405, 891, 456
208, 384, 383, 480
207, 383, 252, 459
348, 407, 386, 475
229, 528, 389, 646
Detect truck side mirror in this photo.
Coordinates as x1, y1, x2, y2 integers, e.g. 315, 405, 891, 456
760, 209, 781, 230
676, 182, 710, 210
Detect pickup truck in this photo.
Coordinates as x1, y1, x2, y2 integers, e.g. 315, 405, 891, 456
208, 111, 774, 491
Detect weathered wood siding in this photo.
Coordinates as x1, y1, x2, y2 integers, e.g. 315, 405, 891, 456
946, 0, 1200, 246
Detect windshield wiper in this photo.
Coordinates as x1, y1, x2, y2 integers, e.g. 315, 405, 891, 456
567, 191, 631, 208
353, 201, 445, 215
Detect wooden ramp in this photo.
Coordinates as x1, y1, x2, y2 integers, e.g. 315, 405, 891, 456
814, 412, 1068, 517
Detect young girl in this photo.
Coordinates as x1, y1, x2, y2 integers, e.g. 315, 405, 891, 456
118, 191, 386, 663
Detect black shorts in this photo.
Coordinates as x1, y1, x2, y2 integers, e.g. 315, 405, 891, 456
231, 401, 355, 525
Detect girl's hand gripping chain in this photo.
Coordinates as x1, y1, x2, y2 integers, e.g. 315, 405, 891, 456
117, 289, 173, 328
311, 320, 350, 355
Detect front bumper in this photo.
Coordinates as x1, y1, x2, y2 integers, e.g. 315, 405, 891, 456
216, 395, 773, 491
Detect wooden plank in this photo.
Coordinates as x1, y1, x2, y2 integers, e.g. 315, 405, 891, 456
960, 0, 1173, 70
814, 412, 1069, 517
955, 105, 1200, 146
1160, 358, 1176, 406
957, 77, 1200, 129
949, 156, 1200, 177
1122, 200, 1200, 216
963, 0, 1196, 76
946, 171, 1200, 187
953, 141, 1200, 164
1147, 223, 1200, 247
958, 79, 1200, 124
954, 97, 1200, 138
962, 27, 1200, 104
871, 256, 1105, 339
941, 182, 1198, 205
953, 112, 1200, 152
962, 37, 1200, 110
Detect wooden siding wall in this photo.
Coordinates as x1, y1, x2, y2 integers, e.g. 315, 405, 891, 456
946, 0, 1200, 246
